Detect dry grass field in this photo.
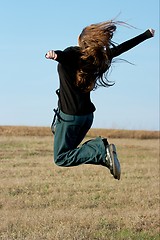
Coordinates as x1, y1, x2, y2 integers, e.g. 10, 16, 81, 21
0, 126, 159, 240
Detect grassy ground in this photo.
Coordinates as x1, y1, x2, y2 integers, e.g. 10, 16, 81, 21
0, 127, 159, 239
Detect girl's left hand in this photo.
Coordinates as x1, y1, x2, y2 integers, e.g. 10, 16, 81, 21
45, 50, 57, 60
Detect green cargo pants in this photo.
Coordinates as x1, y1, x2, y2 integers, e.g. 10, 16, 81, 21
52, 110, 106, 167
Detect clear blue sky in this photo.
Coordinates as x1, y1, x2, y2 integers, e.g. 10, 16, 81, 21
0, 0, 159, 130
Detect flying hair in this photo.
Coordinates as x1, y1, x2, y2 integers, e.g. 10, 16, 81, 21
76, 20, 135, 92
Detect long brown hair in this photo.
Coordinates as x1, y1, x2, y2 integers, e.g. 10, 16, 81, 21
76, 20, 117, 92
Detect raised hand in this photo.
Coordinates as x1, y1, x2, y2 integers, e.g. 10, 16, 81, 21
149, 28, 155, 37
45, 50, 57, 60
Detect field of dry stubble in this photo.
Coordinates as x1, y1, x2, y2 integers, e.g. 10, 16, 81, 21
0, 126, 159, 240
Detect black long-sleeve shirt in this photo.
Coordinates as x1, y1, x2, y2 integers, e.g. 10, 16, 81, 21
54, 30, 153, 115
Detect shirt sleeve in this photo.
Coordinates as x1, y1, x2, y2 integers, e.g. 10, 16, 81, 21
54, 47, 80, 64
110, 30, 153, 58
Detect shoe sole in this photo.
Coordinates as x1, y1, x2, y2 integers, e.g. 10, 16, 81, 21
109, 144, 121, 180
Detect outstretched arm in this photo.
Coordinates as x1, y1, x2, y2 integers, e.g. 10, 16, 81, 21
111, 29, 155, 58
45, 47, 80, 65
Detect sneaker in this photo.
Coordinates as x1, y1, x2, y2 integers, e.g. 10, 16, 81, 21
106, 144, 121, 180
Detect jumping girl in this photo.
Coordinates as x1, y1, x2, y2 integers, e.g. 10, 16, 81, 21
45, 21, 155, 180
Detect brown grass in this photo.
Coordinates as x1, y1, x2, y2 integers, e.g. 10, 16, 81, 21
0, 126, 159, 139
87, 128, 159, 140
0, 126, 159, 239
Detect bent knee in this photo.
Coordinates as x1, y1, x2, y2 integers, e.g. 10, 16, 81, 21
53, 156, 64, 167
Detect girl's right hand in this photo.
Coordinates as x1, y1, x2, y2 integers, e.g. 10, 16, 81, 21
45, 50, 57, 60
149, 28, 155, 37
